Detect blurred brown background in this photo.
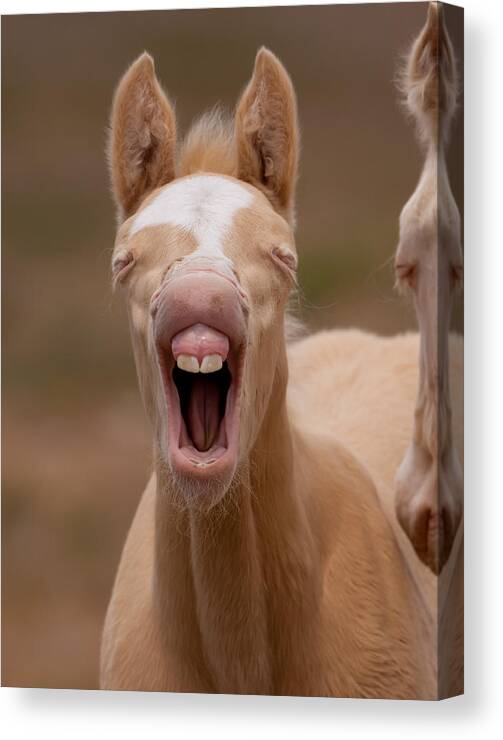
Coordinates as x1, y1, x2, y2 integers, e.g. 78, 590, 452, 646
1, 2, 463, 689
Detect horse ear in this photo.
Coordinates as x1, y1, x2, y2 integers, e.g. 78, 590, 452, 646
109, 53, 177, 221
402, 2, 457, 147
235, 48, 299, 224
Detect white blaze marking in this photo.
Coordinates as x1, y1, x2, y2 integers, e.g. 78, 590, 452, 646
130, 175, 253, 274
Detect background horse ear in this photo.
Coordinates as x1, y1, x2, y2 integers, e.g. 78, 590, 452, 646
235, 47, 299, 225
401, 1, 458, 148
109, 52, 177, 221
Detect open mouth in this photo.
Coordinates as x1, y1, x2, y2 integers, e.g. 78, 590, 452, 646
173, 360, 231, 456
157, 322, 244, 476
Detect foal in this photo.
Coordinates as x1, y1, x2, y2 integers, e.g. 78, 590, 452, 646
101, 6, 462, 698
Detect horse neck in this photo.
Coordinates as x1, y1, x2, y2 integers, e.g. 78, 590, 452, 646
152, 347, 322, 694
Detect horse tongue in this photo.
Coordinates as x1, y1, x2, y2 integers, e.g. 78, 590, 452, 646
186, 375, 221, 452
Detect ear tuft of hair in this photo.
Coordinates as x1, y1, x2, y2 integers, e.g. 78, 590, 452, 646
399, 1, 458, 148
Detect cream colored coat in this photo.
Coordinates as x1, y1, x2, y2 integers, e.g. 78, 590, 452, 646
101, 3, 463, 700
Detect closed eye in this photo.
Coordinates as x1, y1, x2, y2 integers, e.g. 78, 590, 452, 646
112, 249, 136, 286
450, 263, 463, 290
272, 244, 298, 278
395, 261, 417, 291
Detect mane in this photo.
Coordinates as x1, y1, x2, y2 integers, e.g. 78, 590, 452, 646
178, 108, 237, 177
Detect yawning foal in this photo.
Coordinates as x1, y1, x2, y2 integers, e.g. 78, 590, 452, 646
101, 35, 462, 697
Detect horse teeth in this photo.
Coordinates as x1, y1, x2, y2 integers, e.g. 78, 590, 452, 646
200, 354, 223, 374
176, 354, 222, 373
176, 355, 200, 373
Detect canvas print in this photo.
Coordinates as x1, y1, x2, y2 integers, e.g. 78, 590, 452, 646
2, 1, 463, 699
